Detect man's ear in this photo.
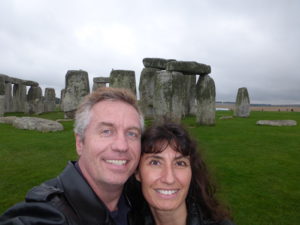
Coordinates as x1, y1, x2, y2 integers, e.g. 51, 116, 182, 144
75, 134, 84, 156
135, 170, 141, 182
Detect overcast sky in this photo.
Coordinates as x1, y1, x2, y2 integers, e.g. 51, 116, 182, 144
0, 0, 299, 104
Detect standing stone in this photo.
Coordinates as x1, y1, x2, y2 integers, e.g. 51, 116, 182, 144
60, 89, 65, 111
0, 77, 4, 116
195, 75, 216, 125
12, 83, 27, 112
139, 68, 160, 118
153, 70, 186, 123
183, 75, 197, 116
44, 88, 56, 112
234, 87, 250, 117
92, 77, 110, 91
4, 83, 13, 112
63, 70, 90, 119
26, 86, 44, 114
109, 70, 136, 96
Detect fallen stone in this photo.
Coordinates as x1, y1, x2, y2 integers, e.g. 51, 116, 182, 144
166, 61, 211, 75
0, 116, 17, 124
13, 117, 64, 132
256, 120, 297, 126
143, 58, 176, 70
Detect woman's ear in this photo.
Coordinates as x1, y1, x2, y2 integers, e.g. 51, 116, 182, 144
135, 170, 141, 182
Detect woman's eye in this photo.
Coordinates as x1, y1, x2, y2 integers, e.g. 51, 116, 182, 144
176, 160, 188, 167
149, 160, 160, 166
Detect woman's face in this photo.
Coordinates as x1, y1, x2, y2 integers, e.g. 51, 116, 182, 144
136, 144, 192, 213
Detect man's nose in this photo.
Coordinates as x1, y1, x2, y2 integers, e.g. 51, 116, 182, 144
112, 132, 129, 152
160, 164, 175, 184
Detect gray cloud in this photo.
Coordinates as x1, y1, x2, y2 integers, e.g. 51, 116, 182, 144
0, 0, 299, 104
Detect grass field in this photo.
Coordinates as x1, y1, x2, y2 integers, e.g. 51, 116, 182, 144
0, 110, 299, 225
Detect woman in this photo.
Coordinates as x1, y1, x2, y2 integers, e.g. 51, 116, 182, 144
129, 123, 235, 225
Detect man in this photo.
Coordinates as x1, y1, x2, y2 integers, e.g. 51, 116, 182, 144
0, 87, 144, 225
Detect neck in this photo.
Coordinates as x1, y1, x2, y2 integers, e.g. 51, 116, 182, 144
78, 162, 123, 212
93, 183, 123, 212
150, 206, 187, 225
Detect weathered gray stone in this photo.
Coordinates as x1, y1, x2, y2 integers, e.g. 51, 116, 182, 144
4, 83, 13, 112
0, 116, 17, 124
12, 83, 27, 112
153, 70, 186, 123
256, 120, 297, 126
143, 58, 176, 70
195, 75, 216, 125
63, 70, 90, 118
166, 61, 211, 75
139, 68, 160, 118
0, 77, 5, 116
0, 95, 4, 116
0, 76, 5, 95
12, 117, 64, 132
26, 86, 43, 114
234, 87, 250, 117
109, 70, 136, 95
44, 88, 56, 112
93, 77, 110, 83
22, 80, 39, 87
92, 77, 110, 91
60, 89, 65, 111
183, 75, 197, 116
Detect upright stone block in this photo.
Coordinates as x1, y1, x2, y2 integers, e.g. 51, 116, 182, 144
0, 77, 4, 116
183, 75, 197, 116
234, 87, 250, 117
153, 70, 186, 123
92, 77, 110, 91
109, 70, 136, 96
12, 83, 27, 112
44, 88, 56, 112
60, 89, 65, 111
4, 83, 13, 112
139, 68, 160, 118
195, 75, 216, 125
26, 86, 43, 114
63, 70, 90, 119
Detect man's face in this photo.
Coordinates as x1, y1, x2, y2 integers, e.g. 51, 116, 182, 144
76, 100, 142, 189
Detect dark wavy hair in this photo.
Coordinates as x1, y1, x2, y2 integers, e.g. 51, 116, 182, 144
141, 122, 230, 222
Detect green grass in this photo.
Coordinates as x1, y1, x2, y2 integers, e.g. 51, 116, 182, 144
1, 111, 299, 225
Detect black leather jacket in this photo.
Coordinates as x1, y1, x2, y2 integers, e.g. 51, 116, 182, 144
0, 161, 130, 225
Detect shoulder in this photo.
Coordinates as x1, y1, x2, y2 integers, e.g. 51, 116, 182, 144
0, 179, 67, 225
0, 200, 66, 225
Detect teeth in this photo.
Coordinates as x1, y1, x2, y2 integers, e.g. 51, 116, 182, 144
157, 189, 178, 195
106, 160, 127, 165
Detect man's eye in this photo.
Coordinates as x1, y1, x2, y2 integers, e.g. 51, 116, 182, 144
101, 129, 112, 136
127, 131, 140, 139
149, 160, 160, 166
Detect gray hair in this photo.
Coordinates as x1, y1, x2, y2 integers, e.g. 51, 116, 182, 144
74, 87, 144, 141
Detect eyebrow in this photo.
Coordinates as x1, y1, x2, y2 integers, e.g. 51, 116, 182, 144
143, 154, 189, 160
96, 122, 141, 133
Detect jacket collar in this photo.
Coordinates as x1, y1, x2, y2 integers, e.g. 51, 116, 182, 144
58, 161, 113, 224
